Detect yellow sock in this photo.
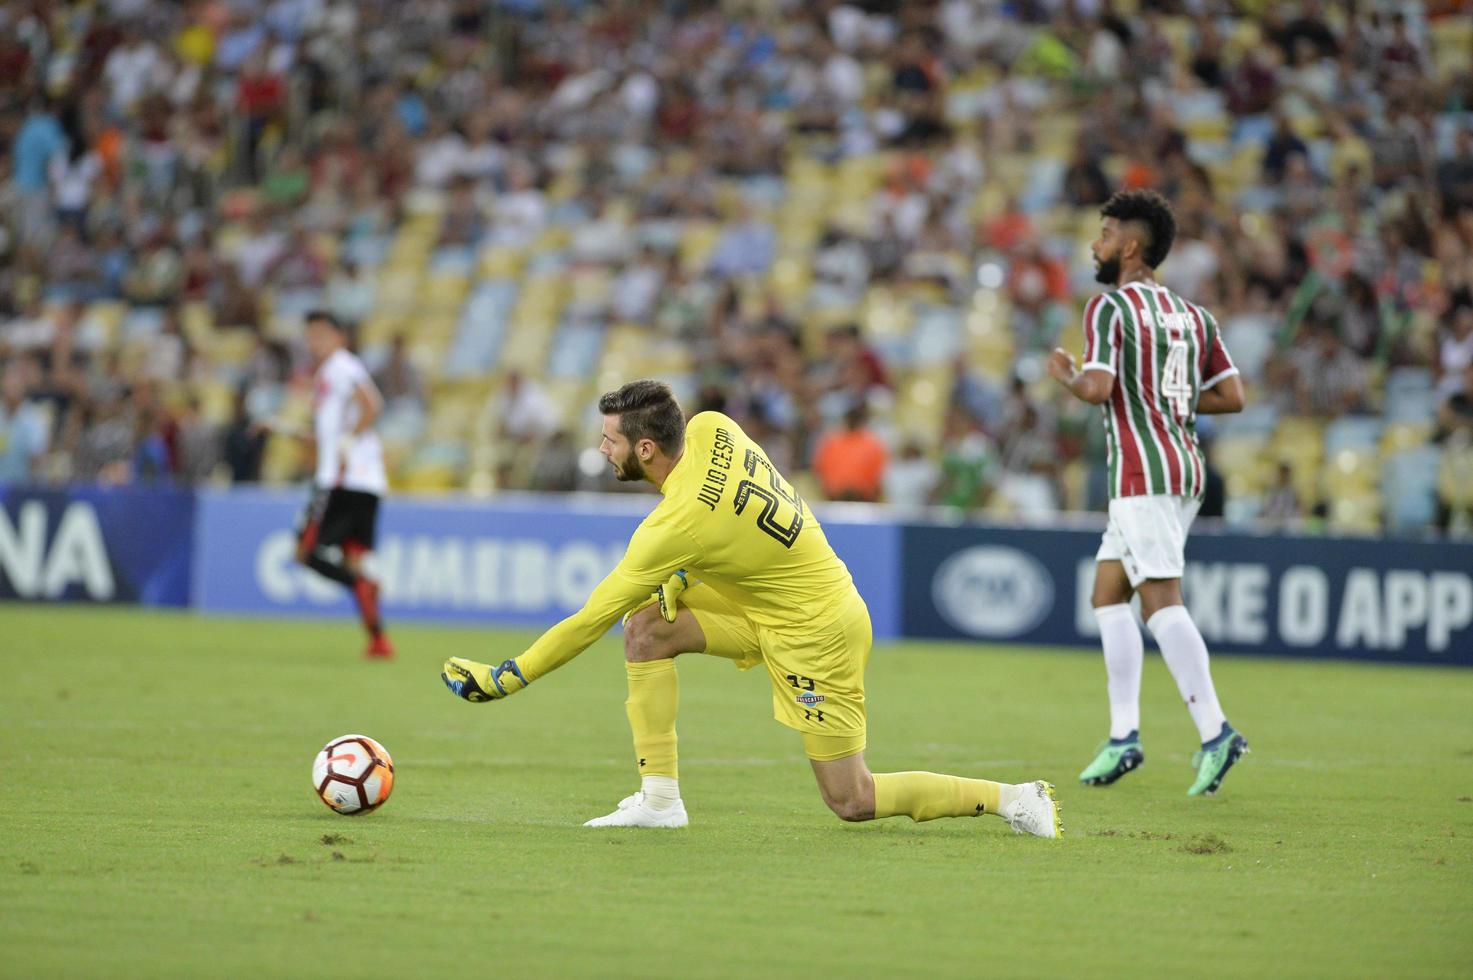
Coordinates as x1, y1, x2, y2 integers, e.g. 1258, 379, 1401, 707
872, 771, 1004, 821
625, 660, 679, 780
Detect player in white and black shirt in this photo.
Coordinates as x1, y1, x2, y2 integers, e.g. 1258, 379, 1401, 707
296, 310, 394, 658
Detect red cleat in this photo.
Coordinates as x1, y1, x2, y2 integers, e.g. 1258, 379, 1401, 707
365, 635, 395, 659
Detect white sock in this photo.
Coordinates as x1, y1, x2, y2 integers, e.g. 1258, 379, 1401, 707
640, 775, 680, 810
1146, 605, 1227, 743
1095, 603, 1143, 740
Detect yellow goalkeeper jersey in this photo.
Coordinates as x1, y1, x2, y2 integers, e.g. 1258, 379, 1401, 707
516, 411, 858, 681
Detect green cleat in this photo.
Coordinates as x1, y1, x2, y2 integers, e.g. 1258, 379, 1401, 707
1188, 723, 1249, 796
1078, 733, 1145, 786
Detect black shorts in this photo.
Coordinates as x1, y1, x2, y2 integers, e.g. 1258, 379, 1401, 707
298, 488, 380, 554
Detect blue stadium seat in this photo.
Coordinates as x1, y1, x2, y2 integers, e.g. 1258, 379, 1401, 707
1382, 446, 1442, 530
1216, 401, 1279, 438
342, 234, 392, 270
429, 246, 477, 274
546, 320, 607, 379
1324, 416, 1383, 454
443, 280, 517, 377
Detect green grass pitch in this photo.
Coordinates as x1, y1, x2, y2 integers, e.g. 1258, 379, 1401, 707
2, 605, 1471, 978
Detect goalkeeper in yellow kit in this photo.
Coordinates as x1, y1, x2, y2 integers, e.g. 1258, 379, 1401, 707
442, 380, 1061, 836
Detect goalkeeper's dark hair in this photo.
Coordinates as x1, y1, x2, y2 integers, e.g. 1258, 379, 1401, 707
599, 379, 685, 456
1100, 190, 1177, 269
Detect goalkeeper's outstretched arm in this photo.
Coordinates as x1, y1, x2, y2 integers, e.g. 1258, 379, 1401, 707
442, 520, 698, 702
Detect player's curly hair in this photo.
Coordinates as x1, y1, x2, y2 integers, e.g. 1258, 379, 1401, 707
599, 379, 685, 456
1100, 190, 1177, 269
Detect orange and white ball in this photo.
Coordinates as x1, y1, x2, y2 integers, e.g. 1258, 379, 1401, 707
312, 735, 395, 815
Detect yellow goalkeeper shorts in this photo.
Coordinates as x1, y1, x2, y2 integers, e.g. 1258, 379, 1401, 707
683, 583, 872, 742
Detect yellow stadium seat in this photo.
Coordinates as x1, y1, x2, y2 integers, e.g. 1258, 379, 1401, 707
310, 232, 340, 268
479, 246, 525, 280
261, 433, 308, 484
423, 271, 470, 312
1433, 18, 1473, 79
1157, 16, 1193, 65
1289, 116, 1323, 140
402, 188, 447, 218
1271, 418, 1325, 463
545, 171, 581, 203
179, 301, 214, 346
210, 327, 259, 368
82, 301, 126, 349
375, 269, 424, 311
768, 257, 812, 306
862, 287, 914, 340
1225, 18, 1262, 58
531, 226, 571, 252
898, 368, 952, 431
1320, 448, 1379, 501
399, 463, 459, 493
1326, 490, 1382, 534
1440, 445, 1473, 510
543, 379, 591, 431
1183, 114, 1231, 143
195, 380, 235, 425
427, 395, 480, 442
1382, 423, 1432, 456
678, 222, 721, 273
1211, 435, 1269, 478
359, 313, 404, 348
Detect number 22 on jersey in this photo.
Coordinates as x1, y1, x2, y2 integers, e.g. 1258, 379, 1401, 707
734, 449, 805, 548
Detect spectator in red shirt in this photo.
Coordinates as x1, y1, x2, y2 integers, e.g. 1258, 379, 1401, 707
824, 324, 891, 399
237, 49, 285, 179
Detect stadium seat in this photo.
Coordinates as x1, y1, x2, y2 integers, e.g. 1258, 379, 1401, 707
121, 306, 165, 342
1322, 446, 1379, 498
1326, 488, 1382, 534
1382, 446, 1442, 531
1381, 423, 1432, 456
1211, 435, 1272, 497
910, 306, 963, 369
260, 431, 307, 483
444, 280, 517, 378
342, 234, 392, 270
1384, 368, 1439, 424
1324, 416, 1383, 455
209, 328, 260, 370
1432, 18, 1473, 79
478, 245, 526, 280
1220, 314, 1275, 381
1439, 442, 1473, 512
546, 321, 607, 380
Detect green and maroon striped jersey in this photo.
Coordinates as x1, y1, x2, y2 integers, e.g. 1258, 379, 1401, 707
1080, 282, 1238, 499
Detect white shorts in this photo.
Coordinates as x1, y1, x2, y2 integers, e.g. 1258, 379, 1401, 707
1095, 495, 1201, 588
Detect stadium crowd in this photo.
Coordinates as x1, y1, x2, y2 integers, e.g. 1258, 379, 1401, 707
1, 0, 1471, 534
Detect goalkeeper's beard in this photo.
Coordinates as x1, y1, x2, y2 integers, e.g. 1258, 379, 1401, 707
612, 445, 646, 482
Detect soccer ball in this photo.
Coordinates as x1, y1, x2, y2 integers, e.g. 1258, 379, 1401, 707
312, 734, 395, 815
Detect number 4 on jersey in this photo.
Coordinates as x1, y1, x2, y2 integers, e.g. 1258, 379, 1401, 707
1162, 339, 1192, 419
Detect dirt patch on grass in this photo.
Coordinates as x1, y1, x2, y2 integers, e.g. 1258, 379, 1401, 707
1179, 833, 1232, 855
1088, 829, 1176, 841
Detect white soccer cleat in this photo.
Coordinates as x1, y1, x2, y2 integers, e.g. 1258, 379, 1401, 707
582, 791, 689, 829
1000, 780, 1063, 838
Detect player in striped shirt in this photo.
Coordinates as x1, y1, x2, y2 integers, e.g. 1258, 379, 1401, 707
1047, 190, 1249, 796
